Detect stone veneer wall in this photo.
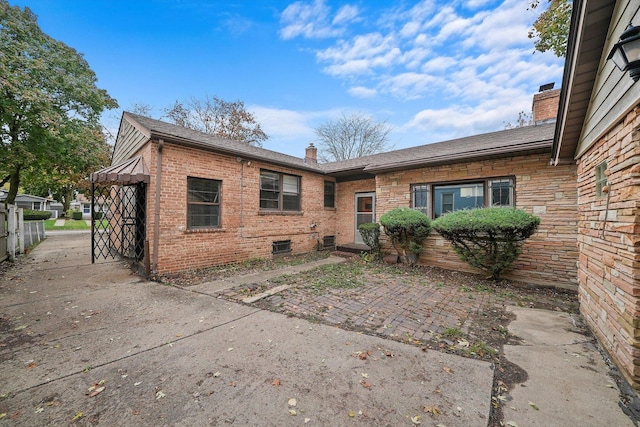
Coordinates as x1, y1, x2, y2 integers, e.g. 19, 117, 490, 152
577, 106, 640, 389
374, 153, 578, 288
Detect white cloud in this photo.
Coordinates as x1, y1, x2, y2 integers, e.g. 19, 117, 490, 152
333, 4, 359, 25
348, 86, 377, 98
277, 0, 564, 148
317, 33, 402, 77
279, 0, 358, 40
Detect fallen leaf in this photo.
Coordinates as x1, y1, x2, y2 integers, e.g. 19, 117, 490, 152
457, 339, 470, 347
213, 371, 221, 378
134, 382, 142, 386
506, 421, 520, 427
229, 381, 237, 387
443, 367, 453, 374
156, 390, 166, 399
89, 386, 105, 397
72, 412, 83, 421
34, 407, 43, 414
348, 411, 355, 417
27, 362, 36, 369
288, 398, 297, 407
272, 378, 281, 386
227, 347, 234, 352
411, 415, 421, 424
528, 401, 539, 410
289, 409, 297, 416
423, 406, 440, 415
361, 373, 369, 378
304, 418, 311, 423
0, 413, 5, 420
361, 381, 372, 388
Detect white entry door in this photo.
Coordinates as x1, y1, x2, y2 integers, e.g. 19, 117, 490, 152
354, 192, 375, 244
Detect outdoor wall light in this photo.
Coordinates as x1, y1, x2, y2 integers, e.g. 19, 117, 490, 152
607, 23, 640, 81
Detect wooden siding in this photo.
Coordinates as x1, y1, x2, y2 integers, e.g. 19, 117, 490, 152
112, 115, 150, 165
576, 1, 640, 157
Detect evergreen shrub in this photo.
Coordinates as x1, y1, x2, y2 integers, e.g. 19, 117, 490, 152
432, 207, 540, 280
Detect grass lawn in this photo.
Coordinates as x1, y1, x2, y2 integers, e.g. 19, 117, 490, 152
44, 219, 90, 231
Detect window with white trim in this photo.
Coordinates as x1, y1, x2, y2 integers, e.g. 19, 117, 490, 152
595, 162, 608, 198
411, 178, 514, 218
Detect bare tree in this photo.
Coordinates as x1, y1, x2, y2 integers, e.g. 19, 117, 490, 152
315, 113, 393, 162
504, 111, 534, 129
163, 95, 267, 146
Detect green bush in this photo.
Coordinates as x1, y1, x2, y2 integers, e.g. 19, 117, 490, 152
71, 211, 83, 220
358, 222, 381, 259
93, 211, 104, 220
432, 207, 540, 280
379, 208, 432, 265
23, 209, 52, 220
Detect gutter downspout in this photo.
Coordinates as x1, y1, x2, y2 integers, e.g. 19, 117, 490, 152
152, 139, 164, 275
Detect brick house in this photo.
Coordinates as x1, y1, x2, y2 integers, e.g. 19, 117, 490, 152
93, 87, 578, 290
553, 0, 640, 388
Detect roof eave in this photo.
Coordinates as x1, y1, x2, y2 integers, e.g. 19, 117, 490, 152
365, 141, 553, 173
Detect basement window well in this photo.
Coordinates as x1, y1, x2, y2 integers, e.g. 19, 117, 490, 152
272, 240, 292, 255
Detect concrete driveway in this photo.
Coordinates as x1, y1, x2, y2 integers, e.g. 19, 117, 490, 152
0, 233, 493, 426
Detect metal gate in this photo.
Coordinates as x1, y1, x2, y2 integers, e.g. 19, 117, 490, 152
91, 182, 146, 265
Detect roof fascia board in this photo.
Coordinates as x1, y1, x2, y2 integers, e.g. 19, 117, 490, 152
552, 0, 586, 165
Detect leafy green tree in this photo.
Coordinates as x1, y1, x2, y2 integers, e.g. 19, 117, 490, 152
432, 208, 540, 280
23, 121, 112, 212
528, 0, 572, 57
379, 208, 431, 266
163, 95, 267, 146
0, 1, 117, 206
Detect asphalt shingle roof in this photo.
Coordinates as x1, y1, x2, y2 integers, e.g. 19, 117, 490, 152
123, 113, 555, 177
125, 113, 324, 173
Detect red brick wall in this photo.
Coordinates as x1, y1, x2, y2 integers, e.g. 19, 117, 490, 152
141, 142, 335, 273
576, 106, 640, 389
373, 154, 578, 287
335, 178, 376, 245
532, 89, 560, 123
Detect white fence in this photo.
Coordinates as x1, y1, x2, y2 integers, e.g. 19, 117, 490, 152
4, 205, 46, 262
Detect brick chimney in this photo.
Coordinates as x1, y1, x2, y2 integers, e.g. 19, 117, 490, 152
305, 143, 317, 164
532, 83, 560, 124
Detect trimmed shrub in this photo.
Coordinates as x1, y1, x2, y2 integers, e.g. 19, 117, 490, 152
71, 211, 83, 220
358, 222, 381, 259
23, 209, 52, 220
432, 207, 540, 280
379, 208, 432, 265
93, 211, 104, 220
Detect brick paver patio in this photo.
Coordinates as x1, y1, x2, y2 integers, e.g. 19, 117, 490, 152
217, 260, 577, 352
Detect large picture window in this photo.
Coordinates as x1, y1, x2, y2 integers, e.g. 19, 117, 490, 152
260, 170, 301, 211
187, 177, 221, 229
412, 178, 514, 218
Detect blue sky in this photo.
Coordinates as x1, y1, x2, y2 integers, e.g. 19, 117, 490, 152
12, 0, 565, 158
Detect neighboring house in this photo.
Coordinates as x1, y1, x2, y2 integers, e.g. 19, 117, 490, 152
93, 87, 577, 292
0, 190, 58, 217
553, 0, 640, 388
